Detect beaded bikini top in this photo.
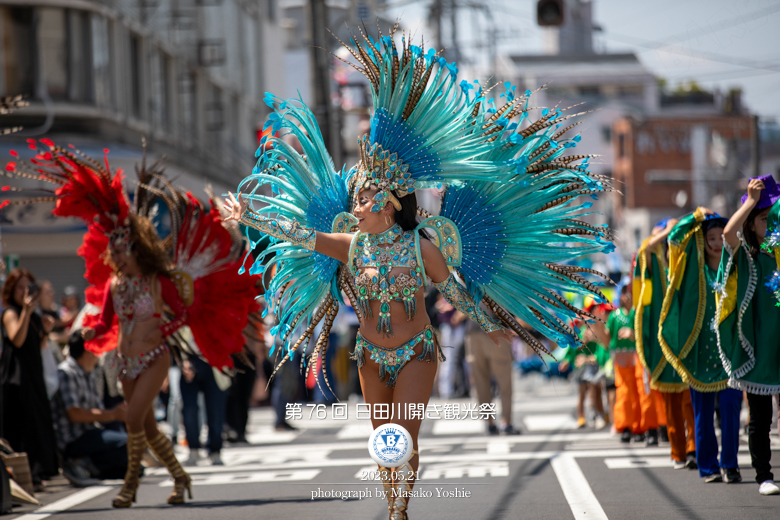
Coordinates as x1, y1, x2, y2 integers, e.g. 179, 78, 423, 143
112, 275, 158, 336
348, 224, 427, 334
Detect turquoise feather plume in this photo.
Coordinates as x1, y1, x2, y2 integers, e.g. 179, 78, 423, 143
238, 94, 349, 362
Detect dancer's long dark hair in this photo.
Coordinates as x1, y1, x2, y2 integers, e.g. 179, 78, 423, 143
394, 191, 419, 232
743, 205, 770, 257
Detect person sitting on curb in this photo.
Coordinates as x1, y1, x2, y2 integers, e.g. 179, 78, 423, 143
51, 330, 130, 486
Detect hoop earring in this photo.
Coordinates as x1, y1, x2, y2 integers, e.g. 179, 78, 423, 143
385, 215, 391, 226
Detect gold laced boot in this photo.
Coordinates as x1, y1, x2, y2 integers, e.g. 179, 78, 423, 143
147, 429, 192, 504
112, 431, 146, 508
377, 465, 394, 516
390, 450, 418, 520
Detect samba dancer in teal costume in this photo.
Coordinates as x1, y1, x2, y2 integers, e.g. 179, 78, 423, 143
225, 27, 614, 519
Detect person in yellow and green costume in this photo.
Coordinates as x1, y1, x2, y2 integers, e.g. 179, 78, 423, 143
635, 219, 696, 467
658, 208, 743, 483
716, 175, 780, 496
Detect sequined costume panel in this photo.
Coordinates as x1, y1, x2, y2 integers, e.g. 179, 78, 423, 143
115, 344, 168, 382
349, 224, 426, 334
351, 325, 442, 387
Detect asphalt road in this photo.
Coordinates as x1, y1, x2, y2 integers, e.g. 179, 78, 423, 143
9, 374, 780, 520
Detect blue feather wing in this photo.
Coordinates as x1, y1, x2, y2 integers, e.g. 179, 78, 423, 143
238, 94, 349, 357
440, 178, 612, 350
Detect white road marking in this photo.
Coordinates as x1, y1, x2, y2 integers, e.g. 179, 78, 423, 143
550, 454, 608, 520
605, 454, 753, 469
523, 414, 580, 432
512, 396, 577, 412
487, 442, 511, 455
565, 441, 650, 451
148, 447, 691, 476
337, 423, 373, 439
14, 486, 114, 520
222, 447, 333, 466
159, 470, 321, 486
245, 426, 300, 444
604, 457, 672, 469
431, 419, 486, 435
421, 462, 510, 479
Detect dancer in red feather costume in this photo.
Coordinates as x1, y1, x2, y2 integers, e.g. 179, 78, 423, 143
2, 140, 259, 507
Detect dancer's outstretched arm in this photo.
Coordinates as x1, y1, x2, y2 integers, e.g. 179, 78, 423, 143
723, 178, 764, 250
224, 192, 351, 263
419, 239, 512, 346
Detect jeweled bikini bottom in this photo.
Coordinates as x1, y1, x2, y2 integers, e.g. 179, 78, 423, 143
116, 344, 168, 382
351, 325, 443, 387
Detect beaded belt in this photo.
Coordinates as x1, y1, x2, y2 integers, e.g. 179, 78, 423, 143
116, 344, 168, 382
351, 325, 443, 387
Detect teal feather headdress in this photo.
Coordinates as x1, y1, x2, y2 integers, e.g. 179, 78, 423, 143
237, 24, 616, 388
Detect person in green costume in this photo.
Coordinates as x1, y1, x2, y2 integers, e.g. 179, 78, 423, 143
717, 175, 780, 496
559, 303, 611, 429
659, 207, 743, 483
635, 219, 697, 467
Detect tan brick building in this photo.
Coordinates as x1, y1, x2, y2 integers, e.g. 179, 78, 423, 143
612, 113, 755, 254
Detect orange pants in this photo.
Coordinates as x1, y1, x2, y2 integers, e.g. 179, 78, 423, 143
614, 356, 664, 434
662, 390, 696, 462
655, 390, 667, 427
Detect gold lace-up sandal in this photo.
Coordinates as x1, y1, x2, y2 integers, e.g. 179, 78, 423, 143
390, 450, 418, 520
377, 465, 394, 517
112, 431, 146, 508
147, 429, 192, 504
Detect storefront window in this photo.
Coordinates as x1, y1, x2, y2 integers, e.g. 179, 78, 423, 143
0, 7, 35, 97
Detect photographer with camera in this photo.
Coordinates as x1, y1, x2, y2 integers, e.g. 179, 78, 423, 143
0, 268, 59, 490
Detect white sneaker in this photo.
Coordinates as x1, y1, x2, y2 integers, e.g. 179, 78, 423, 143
594, 416, 607, 430
184, 450, 200, 467
673, 460, 687, 470
208, 452, 224, 466
759, 480, 780, 495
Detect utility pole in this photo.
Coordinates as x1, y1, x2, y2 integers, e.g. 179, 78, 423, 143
751, 114, 760, 178
308, 0, 341, 166
449, 0, 459, 64
429, 0, 443, 52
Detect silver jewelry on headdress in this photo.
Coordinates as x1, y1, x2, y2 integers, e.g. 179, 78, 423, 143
354, 136, 413, 213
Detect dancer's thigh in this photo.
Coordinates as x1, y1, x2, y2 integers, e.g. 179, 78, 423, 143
391, 358, 438, 444
122, 351, 170, 431
359, 361, 396, 430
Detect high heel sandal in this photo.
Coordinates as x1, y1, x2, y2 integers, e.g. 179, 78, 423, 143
112, 431, 146, 508
391, 450, 418, 520
377, 465, 394, 517
147, 429, 192, 504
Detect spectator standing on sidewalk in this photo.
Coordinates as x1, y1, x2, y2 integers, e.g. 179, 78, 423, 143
180, 349, 230, 466
465, 311, 520, 435
0, 268, 59, 490
436, 295, 468, 399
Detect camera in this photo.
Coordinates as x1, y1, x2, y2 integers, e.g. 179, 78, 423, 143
27, 282, 39, 298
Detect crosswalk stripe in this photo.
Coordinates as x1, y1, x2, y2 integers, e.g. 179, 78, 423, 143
551, 454, 608, 520
523, 413, 580, 431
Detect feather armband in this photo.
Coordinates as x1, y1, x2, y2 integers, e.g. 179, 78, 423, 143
240, 210, 316, 251
434, 274, 503, 333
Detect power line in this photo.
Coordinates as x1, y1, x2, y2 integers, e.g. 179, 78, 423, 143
601, 31, 780, 73
630, 3, 780, 49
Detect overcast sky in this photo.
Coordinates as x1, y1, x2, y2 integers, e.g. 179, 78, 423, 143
384, 0, 780, 120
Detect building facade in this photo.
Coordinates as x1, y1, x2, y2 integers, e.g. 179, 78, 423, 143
0, 0, 284, 294
612, 108, 755, 253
